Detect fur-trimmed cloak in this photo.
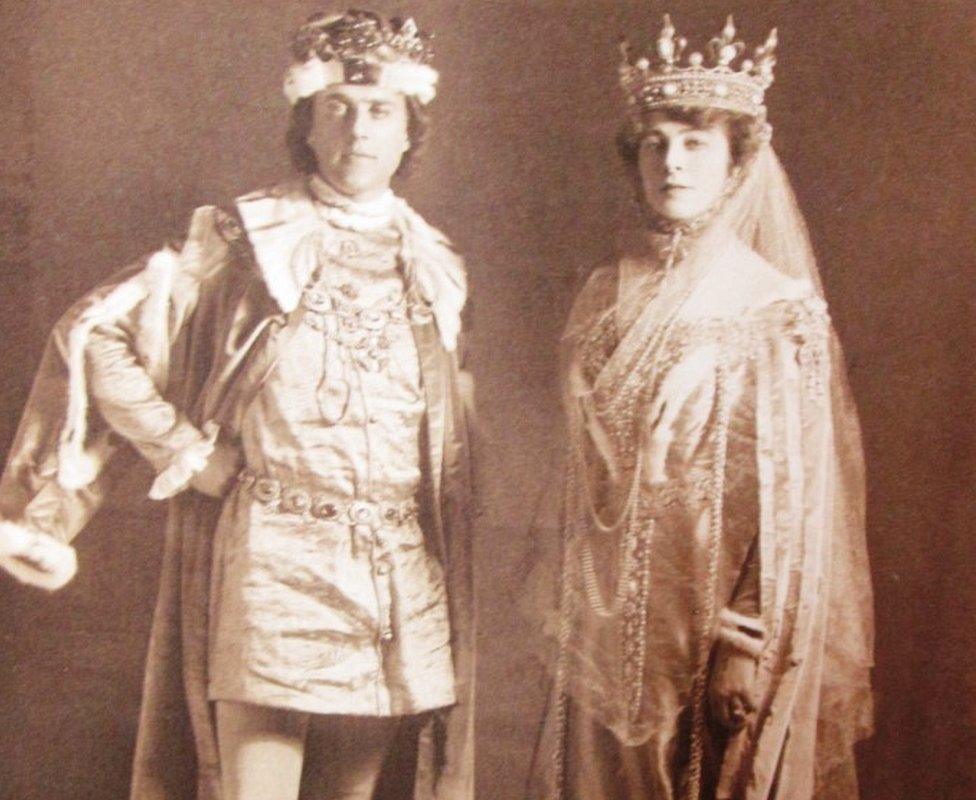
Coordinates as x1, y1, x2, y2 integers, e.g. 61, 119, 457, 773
0, 180, 475, 800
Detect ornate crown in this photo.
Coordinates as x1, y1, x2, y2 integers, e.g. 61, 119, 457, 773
290, 9, 434, 66
619, 14, 777, 120
284, 9, 438, 105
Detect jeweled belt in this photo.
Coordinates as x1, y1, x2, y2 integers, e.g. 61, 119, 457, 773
236, 470, 418, 528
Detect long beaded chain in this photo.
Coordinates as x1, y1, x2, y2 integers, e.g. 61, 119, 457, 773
549, 454, 578, 800
594, 254, 703, 447
569, 432, 643, 618
551, 224, 729, 797
685, 348, 731, 799
570, 228, 704, 620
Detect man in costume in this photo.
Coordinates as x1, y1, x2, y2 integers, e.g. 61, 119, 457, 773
0, 9, 473, 800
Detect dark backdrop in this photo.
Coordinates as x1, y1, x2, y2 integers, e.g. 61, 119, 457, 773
1, 2, 974, 798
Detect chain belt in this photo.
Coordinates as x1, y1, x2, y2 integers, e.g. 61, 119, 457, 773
236, 470, 418, 529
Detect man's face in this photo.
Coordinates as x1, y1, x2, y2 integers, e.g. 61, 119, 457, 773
307, 84, 410, 201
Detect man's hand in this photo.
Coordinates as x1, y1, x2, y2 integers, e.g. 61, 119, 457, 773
708, 643, 759, 729
189, 441, 242, 498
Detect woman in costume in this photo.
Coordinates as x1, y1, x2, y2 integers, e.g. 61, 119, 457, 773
0, 10, 472, 800
531, 14, 873, 800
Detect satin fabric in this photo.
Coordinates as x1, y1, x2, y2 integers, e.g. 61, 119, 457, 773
529, 227, 871, 799
0, 181, 474, 800
206, 222, 454, 716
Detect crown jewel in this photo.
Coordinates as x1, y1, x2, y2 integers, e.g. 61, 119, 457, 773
291, 9, 434, 66
619, 14, 777, 119
283, 9, 438, 106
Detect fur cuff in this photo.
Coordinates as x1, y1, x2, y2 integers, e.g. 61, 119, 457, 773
0, 521, 78, 591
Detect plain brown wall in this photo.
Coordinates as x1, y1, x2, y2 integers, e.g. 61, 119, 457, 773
1, 1, 974, 798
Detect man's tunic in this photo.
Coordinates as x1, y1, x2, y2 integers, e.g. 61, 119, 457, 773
205, 189, 455, 715
0, 176, 474, 799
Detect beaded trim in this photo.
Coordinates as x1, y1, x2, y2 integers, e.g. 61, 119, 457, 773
300, 283, 413, 373
553, 270, 827, 793
581, 298, 830, 472
550, 497, 574, 800
789, 302, 830, 400
685, 350, 731, 798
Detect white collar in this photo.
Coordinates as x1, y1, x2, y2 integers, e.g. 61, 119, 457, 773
307, 174, 396, 232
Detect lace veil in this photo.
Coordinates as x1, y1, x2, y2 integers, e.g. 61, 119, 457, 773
524, 136, 874, 798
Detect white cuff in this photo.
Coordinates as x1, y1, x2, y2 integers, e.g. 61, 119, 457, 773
148, 421, 219, 500
717, 607, 766, 659
0, 521, 78, 591
719, 607, 766, 638
717, 626, 765, 659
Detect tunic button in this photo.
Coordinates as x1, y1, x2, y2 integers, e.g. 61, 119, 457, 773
375, 562, 391, 576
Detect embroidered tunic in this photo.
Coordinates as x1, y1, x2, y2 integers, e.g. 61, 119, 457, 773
207, 204, 456, 716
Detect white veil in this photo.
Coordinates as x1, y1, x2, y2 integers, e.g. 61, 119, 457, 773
534, 137, 875, 798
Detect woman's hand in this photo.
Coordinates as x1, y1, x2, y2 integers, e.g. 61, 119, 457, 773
708, 643, 759, 729
189, 440, 243, 498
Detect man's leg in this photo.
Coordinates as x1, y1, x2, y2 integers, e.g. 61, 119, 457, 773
300, 714, 401, 800
215, 700, 309, 800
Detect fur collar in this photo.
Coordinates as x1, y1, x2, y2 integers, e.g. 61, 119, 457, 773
235, 180, 466, 351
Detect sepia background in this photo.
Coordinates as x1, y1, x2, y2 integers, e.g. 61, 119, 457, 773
1, 1, 974, 798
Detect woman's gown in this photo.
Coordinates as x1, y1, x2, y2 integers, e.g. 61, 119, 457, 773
530, 232, 873, 800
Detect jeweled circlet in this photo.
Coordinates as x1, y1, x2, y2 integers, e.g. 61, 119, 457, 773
284, 9, 439, 105
619, 14, 777, 119
291, 9, 433, 66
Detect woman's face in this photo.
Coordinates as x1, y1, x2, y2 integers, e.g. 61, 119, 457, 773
638, 113, 733, 223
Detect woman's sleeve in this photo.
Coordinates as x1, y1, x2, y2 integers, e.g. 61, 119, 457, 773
734, 299, 872, 798
727, 539, 761, 617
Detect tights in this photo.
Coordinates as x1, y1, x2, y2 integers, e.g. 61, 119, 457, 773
215, 701, 402, 800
